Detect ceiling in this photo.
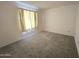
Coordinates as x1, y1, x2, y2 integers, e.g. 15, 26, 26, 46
22, 1, 79, 10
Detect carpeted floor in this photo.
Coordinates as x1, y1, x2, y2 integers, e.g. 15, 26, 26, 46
0, 31, 78, 58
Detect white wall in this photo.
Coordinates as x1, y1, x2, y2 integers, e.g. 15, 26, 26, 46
40, 5, 77, 36
37, 11, 44, 31
0, 2, 21, 48
75, 3, 79, 55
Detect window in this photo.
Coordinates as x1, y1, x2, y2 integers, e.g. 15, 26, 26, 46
18, 9, 38, 32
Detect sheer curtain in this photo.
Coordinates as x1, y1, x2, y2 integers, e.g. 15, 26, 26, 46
18, 9, 38, 32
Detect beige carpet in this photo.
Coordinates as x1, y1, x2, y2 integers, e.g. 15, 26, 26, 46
0, 31, 78, 58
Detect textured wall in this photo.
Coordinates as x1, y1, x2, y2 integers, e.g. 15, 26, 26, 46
0, 2, 21, 48
40, 5, 77, 36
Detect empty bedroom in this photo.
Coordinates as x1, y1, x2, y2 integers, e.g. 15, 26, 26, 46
0, 1, 79, 58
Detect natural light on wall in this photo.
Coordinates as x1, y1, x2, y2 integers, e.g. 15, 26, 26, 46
18, 9, 38, 32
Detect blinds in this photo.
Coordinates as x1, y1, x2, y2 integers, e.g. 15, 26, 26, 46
18, 9, 38, 32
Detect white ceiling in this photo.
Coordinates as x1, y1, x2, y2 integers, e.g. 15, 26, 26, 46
22, 1, 79, 10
